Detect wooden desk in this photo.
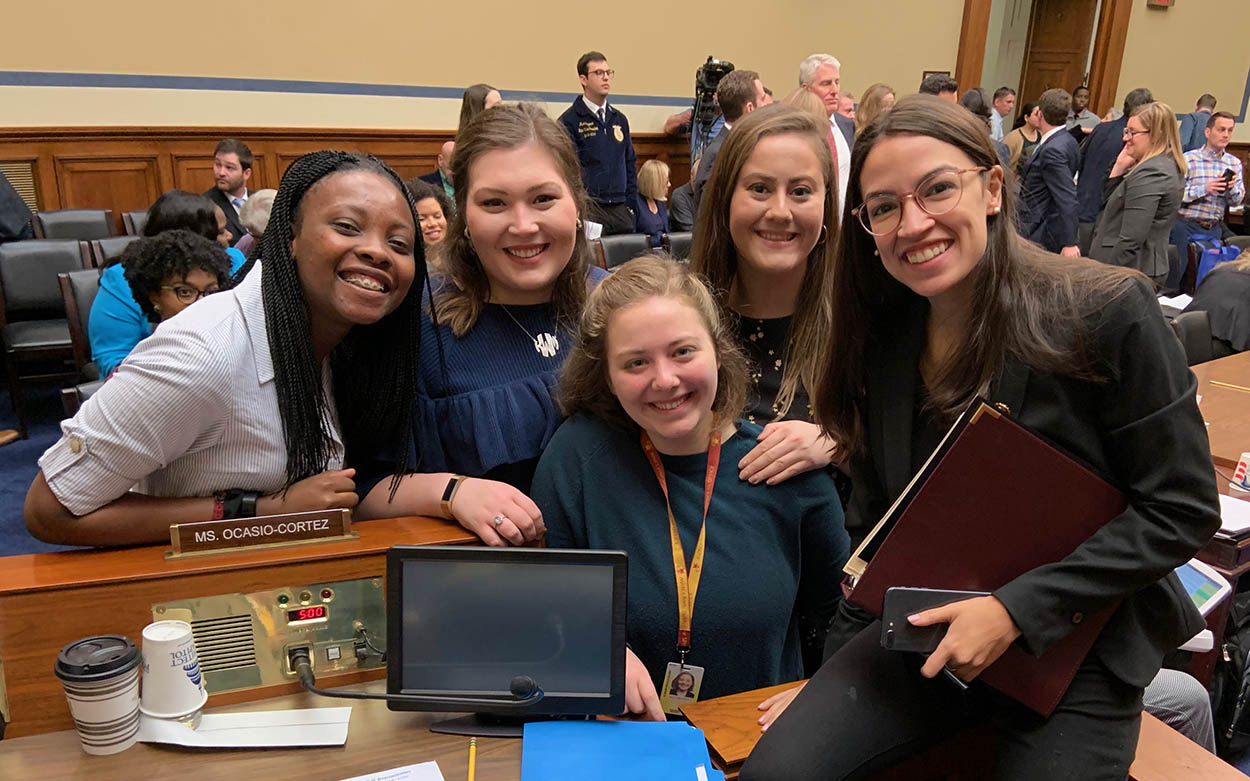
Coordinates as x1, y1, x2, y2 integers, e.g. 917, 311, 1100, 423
0, 515, 474, 738
1193, 351, 1250, 471
0, 680, 522, 781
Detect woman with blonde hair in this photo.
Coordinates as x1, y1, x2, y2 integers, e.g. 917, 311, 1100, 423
532, 255, 846, 720
635, 159, 670, 247
1088, 101, 1186, 287
782, 88, 827, 123
854, 83, 894, 134
689, 103, 843, 513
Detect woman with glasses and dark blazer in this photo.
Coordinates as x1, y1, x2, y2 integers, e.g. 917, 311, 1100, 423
1089, 102, 1186, 288
741, 96, 1219, 781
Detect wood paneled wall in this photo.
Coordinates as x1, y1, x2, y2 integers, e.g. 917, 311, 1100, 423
0, 127, 692, 234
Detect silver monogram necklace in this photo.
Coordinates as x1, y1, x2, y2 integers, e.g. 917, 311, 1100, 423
500, 305, 560, 358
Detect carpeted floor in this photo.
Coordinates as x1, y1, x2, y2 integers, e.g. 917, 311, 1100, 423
0, 380, 76, 555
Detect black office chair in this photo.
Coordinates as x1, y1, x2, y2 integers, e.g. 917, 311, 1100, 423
598, 234, 652, 270
1228, 236, 1250, 254
61, 380, 105, 417
0, 240, 84, 437
1169, 310, 1216, 366
90, 235, 140, 268
121, 210, 148, 237
58, 269, 102, 381
33, 209, 115, 240
664, 232, 693, 261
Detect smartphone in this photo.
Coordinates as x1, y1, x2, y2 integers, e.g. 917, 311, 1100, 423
1225, 168, 1236, 182
880, 587, 990, 653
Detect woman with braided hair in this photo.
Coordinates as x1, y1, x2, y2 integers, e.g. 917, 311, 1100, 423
356, 102, 607, 546
26, 151, 424, 546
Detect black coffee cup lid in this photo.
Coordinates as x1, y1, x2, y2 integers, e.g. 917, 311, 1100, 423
55, 635, 141, 683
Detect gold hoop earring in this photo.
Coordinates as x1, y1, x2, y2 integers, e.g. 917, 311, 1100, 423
463, 226, 472, 241
817, 225, 828, 244
577, 217, 583, 230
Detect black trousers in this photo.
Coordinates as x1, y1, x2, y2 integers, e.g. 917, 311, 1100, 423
740, 618, 1145, 781
592, 201, 635, 236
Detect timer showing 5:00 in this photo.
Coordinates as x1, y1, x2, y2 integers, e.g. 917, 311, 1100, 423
286, 605, 329, 623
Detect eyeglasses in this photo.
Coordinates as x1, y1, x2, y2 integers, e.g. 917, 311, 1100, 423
160, 284, 220, 304
1122, 128, 1149, 140
587, 69, 615, 78
852, 167, 988, 236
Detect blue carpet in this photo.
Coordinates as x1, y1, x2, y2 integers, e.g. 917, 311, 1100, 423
0, 380, 77, 556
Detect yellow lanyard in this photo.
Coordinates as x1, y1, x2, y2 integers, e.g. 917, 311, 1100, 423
640, 430, 722, 662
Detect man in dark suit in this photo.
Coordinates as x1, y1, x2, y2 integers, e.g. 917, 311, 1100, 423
798, 53, 854, 210
1177, 94, 1217, 153
1077, 88, 1153, 230
692, 69, 766, 212
419, 141, 455, 202
1017, 89, 1080, 256
202, 139, 252, 247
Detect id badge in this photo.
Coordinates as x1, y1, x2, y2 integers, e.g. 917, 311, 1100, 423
659, 661, 705, 716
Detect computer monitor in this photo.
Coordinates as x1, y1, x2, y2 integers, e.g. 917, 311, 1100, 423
385, 546, 627, 736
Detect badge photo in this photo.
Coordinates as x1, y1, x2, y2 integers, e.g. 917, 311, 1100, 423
659, 661, 705, 716
613, 124, 624, 143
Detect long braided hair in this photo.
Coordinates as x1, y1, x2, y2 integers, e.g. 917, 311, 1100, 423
233, 151, 425, 495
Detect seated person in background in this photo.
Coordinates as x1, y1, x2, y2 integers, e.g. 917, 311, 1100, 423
25, 152, 425, 547
356, 103, 607, 546
959, 88, 1012, 172
1003, 101, 1041, 177
1183, 249, 1250, 354
533, 256, 847, 720
1171, 111, 1245, 273
635, 159, 670, 247
120, 230, 233, 325
406, 178, 452, 273
689, 105, 845, 535
918, 73, 958, 102
668, 176, 695, 233
231, 188, 276, 258
1088, 102, 1186, 288
854, 83, 894, 136
420, 141, 457, 201
90, 190, 247, 377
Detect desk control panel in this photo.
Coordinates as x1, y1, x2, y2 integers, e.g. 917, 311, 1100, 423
152, 576, 386, 694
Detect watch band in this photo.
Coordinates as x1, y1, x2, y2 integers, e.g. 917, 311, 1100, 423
239, 490, 260, 518
440, 475, 466, 519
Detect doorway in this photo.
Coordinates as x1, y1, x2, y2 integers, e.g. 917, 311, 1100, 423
1017, 0, 1101, 104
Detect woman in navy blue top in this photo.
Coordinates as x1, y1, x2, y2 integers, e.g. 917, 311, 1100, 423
357, 103, 606, 547
635, 159, 670, 247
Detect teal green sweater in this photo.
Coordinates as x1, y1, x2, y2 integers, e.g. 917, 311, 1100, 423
533, 414, 848, 700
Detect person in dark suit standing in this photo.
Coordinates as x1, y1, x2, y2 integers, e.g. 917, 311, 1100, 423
1076, 88, 1154, 232
1017, 89, 1080, 256
798, 53, 854, 211
1088, 102, 1186, 288
741, 94, 1219, 781
1177, 94, 1217, 153
692, 69, 767, 212
558, 51, 638, 236
419, 141, 456, 202
202, 139, 252, 247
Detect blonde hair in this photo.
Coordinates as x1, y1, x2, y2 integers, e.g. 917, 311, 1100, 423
435, 103, 594, 336
856, 83, 895, 134
560, 255, 749, 431
689, 103, 837, 421
638, 159, 670, 202
1131, 102, 1188, 178
1231, 249, 1250, 272
782, 88, 827, 124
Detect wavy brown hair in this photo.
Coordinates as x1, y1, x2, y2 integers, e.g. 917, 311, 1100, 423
855, 83, 895, 135
816, 95, 1135, 456
434, 102, 594, 336
560, 255, 749, 432
689, 103, 837, 421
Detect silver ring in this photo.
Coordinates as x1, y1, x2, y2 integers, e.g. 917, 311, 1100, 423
492, 514, 507, 528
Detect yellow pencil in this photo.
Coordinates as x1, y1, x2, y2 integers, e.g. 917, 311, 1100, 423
1211, 380, 1250, 394
468, 736, 477, 781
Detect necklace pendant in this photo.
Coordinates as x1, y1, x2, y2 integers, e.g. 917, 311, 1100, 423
534, 332, 559, 358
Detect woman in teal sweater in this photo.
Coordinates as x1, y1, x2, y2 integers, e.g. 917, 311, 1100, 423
532, 256, 848, 719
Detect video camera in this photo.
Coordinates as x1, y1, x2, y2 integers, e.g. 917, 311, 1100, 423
692, 57, 734, 161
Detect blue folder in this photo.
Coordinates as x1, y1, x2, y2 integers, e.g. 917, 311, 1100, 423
521, 720, 726, 781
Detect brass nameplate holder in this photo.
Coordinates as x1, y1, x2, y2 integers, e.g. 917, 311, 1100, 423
166, 508, 356, 560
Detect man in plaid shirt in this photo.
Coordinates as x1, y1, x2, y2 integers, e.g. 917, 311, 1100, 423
1169, 111, 1244, 288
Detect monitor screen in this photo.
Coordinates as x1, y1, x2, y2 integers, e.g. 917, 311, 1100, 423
386, 546, 627, 716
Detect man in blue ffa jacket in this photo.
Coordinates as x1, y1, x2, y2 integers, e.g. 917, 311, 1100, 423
1017, 89, 1080, 256
559, 51, 639, 236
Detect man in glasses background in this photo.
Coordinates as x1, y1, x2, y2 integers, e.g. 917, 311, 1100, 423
1017, 88, 1081, 257
559, 50, 639, 236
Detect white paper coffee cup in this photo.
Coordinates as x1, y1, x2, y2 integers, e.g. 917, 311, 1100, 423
55, 635, 142, 755
139, 620, 208, 721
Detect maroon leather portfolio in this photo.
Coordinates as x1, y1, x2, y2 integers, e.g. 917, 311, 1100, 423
847, 399, 1126, 716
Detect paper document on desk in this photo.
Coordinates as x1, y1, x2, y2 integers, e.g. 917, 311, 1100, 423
340, 761, 445, 781
1158, 293, 1193, 310
136, 706, 351, 747
1219, 494, 1250, 536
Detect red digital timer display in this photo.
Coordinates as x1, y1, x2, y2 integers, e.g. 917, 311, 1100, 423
287, 605, 329, 623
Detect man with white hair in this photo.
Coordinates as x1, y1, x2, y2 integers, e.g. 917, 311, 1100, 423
799, 53, 853, 210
